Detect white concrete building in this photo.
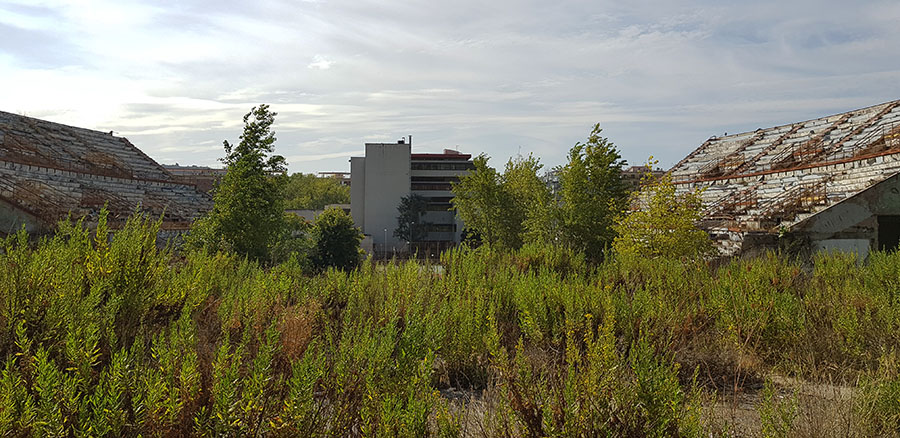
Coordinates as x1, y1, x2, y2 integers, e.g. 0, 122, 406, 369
350, 139, 474, 256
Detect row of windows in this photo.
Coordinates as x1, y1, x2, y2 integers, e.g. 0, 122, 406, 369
410, 162, 475, 171
426, 196, 454, 203
426, 203, 452, 211
411, 183, 452, 191
426, 224, 457, 232
411, 176, 461, 183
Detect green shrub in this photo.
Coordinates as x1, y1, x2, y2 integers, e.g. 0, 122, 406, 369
4, 207, 900, 435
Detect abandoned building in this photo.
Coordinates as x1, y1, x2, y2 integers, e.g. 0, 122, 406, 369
670, 99, 900, 259
162, 164, 227, 193
350, 139, 474, 257
621, 165, 666, 192
0, 111, 212, 237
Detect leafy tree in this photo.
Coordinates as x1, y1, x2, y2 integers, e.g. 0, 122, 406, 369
311, 207, 363, 271
394, 194, 429, 243
451, 154, 513, 248
557, 124, 628, 262
283, 173, 350, 210
612, 169, 714, 260
451, 154, 550, 249
268, 213, 314, 268
188, 105, 287, 261
504, 154, 555, 245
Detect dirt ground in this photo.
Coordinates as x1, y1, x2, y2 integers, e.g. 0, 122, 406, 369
439, 373, 860, 437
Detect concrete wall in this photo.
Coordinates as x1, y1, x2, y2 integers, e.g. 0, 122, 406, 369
410, 160, 472, 243
786, 172, 900, 258
362, 143, 410, 251
286, 209, 321, 222
792, 172, 900, 237
0, 198, 44, 236
814, 239, 870, 262
350, 157, 366, 231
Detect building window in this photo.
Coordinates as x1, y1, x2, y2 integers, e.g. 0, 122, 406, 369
410, 162, 475, 171
411, 183, 453, 191
411, 176, 461, 183
426, 224, 457, 232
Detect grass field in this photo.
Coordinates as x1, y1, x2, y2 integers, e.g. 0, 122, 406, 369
1, 214, 899, 436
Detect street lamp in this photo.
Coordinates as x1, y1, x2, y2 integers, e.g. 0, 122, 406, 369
383, 228, 387, 259
409, 221, 415, 256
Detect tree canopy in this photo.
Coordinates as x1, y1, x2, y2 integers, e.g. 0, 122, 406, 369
556, 124, 628, 262
311, 207, 364, 271
450, 126, 626, 261
188, 105, 287, 261
394, 194, 429, 243
612, 170, 714, 260
451, 154, 550, 249
283, 173, 350, 210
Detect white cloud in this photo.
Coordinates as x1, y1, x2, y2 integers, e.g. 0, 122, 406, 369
307, 55, 333, 70
2, 0, 900, 173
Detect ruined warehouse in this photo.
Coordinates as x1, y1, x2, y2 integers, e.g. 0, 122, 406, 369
670, 100, 900, 258
0, 111, 212, 237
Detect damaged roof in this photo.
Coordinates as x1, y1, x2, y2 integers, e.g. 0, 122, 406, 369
0, 111, 212, 232
670, 99, 900, 254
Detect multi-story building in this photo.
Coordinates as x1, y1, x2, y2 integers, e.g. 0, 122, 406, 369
350, 139, 473, 256
620, 165, 665, 192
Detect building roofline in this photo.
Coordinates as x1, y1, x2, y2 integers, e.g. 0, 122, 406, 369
671, 99, 900, 174
410, 153, 472, 160
697, 99, 900, 144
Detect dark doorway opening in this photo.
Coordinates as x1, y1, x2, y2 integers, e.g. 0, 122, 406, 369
878, 215, 900, 251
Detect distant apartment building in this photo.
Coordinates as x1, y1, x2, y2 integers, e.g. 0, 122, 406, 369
317, 171, 351, 186
350, 139, 474, 255
620, 165, 665, 191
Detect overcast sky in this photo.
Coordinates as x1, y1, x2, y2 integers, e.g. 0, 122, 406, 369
3, 0, 900, 174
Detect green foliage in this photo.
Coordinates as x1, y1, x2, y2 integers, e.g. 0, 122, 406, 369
503, 154, 555, 246
310, 207, 363, 271
4, 208, 900, 435
757, 379, 797, 438
487, 310, 702, 437
451, 154, 518, 249
451, 126, 625, 263
395, 194, 429, 242
268, 213, 314, 267
856, 350, 900, 435
557, 123, 628, 262
188, 104, 287, 261
451, 154, 552, 250
612, 170, 714, 260
283, 173, 350, 210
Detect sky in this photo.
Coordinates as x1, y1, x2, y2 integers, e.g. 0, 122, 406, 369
2, 0, 900, 174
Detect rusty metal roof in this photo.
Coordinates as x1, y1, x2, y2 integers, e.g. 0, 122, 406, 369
669, 99, 900, 255
0, 111, 212, 231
